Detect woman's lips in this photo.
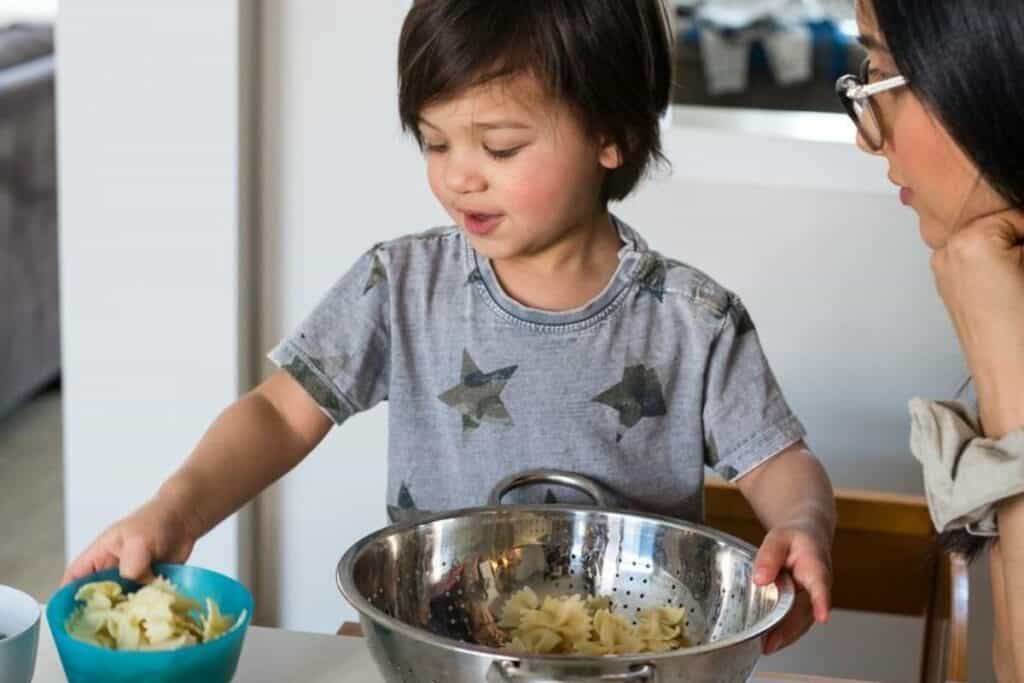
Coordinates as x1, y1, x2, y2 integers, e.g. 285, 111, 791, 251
900, 187, 913, 206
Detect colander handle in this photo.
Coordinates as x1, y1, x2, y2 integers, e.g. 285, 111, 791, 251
487, 661, 657, 682
487, 469, 621, 508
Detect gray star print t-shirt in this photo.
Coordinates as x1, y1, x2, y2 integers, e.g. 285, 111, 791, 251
268, 217, 806, 523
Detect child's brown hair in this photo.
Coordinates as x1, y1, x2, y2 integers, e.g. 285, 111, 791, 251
398, 0, 673, 202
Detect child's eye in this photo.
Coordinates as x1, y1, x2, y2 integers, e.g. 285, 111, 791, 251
423, 142, 448, 154
485, 146, 523, 160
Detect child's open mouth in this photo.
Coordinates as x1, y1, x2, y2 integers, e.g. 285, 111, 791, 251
463, 212, 503, 236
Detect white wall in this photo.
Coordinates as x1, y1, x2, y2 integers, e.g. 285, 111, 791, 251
0, 0, 57, 23
58, 0, 255, 582
257, 3, 995, 682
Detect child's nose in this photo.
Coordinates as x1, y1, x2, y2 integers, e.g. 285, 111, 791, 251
444, 156, 487, 194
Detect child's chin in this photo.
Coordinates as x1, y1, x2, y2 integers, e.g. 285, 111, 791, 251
464, 233, 514, 260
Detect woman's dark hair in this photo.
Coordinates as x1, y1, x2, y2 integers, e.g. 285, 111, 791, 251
937, 529, 988, 562
869, 0, 1024, 208
397, 0, 673, 202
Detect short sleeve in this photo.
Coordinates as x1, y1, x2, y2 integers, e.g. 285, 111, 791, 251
268, 247, 390, 424
702, 294, 805, 480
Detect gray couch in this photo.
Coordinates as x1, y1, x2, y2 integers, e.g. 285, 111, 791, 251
0, 24, 58, 418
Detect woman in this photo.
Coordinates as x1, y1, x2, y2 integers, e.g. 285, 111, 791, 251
838, 1, 1024, 679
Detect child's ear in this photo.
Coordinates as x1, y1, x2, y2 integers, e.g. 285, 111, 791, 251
599, 139, 624, 170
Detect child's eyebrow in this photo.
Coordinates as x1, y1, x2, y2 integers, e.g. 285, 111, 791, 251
473, 120, 532, 131
417, 117, 532, 132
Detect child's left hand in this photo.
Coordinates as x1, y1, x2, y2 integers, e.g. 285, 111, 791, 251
752, 519, 832, 655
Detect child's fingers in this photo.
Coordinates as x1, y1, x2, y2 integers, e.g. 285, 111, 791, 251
793, 556, 832, 623
753, 531, 790, 585
61, 546, 118, 586
763, 590, 814, 654
119, 537, 156, 583
169, 540, 194, 564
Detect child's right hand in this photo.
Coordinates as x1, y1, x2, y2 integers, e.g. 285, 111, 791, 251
60, 495, 199, 586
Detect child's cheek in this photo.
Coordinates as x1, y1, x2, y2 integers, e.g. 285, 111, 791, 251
505, 158, 576, 214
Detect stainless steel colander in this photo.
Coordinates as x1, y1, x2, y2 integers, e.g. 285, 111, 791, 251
337, 470, 794, 682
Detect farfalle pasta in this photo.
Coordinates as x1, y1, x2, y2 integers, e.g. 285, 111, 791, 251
500, 587, 688, 655
66, 577, 245, 651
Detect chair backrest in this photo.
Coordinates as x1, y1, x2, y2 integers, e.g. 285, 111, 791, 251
704, 480, 969, 683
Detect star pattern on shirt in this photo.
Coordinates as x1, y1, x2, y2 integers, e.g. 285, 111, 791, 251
466, 267, 485, 286
387, 482, 419, 523
635, 256, 682, 302
727, 297, 756, 336
363, 251, 387, 295
438, 350, 518, 433
282, 357, 343, 420
593, 363, 667, 442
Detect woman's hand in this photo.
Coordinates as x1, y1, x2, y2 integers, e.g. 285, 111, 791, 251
931, 212, 1024, 437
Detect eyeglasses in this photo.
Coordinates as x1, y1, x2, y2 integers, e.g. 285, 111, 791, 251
835, 59, 908, 151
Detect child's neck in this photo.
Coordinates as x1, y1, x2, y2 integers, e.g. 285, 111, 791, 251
490, 211, 624, 312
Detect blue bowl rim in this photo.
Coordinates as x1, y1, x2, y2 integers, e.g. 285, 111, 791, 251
47, 563, 254, 657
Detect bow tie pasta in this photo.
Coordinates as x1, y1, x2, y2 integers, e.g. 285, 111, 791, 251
500, 587, 688, 655
66, 577, 245, 651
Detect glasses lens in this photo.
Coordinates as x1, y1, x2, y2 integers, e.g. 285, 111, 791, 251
836, 75, 883, 150
856, 100, 883, 150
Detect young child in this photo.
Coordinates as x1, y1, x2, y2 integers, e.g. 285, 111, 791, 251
64, 0, 835, 655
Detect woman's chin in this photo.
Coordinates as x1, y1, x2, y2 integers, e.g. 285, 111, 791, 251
917, 215, 955, 251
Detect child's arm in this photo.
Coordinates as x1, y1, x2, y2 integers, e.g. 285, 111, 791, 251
735, 440, 836, 654
62, 370, 332, 584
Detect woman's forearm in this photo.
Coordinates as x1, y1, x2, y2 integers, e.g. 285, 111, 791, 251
970, 359, 1024, 438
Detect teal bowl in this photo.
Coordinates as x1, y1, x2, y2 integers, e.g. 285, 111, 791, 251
47, 564, 253, 683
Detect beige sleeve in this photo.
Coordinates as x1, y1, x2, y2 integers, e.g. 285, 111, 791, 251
909, 398, 1024, 535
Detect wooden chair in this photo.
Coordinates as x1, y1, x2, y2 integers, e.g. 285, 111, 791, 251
704, 480, 969, 683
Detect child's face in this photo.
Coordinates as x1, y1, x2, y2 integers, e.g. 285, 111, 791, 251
418, 74, 622, 262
